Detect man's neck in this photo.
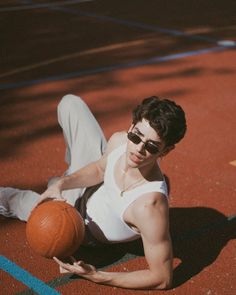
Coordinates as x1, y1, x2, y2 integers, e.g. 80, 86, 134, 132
125, 160, 162, 182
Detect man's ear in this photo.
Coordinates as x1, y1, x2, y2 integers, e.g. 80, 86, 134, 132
161, 145, 175, 157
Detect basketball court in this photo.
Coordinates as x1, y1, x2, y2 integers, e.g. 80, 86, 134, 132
0, 1, 236, 294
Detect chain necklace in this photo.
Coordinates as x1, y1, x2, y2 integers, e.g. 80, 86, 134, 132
120, 170, 144, 197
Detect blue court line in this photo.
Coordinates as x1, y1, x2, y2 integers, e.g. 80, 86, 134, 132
0, 256, 60, 295
0, 45, 229, 91
0, 0, 93, 12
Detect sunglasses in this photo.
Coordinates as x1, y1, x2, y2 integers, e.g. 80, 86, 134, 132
127, 131, 160, 154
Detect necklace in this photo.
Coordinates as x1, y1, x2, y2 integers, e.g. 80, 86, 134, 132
120, 170, 144, 197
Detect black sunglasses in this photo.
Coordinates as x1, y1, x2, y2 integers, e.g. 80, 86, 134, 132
127, 132, 160, 154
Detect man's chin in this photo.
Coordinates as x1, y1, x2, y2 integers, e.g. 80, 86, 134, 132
127, 158, 143, 169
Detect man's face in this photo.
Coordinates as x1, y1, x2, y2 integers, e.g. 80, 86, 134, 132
126, 118, 166, 169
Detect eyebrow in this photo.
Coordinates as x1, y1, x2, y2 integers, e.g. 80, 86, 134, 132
133, 127, 162, 146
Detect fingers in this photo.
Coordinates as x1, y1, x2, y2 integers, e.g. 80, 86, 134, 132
41, 192, 60, 200
54, 257, 73, 272
70, 256, 77, 263
53, 198, 66, 202
77, 261, 85, 266
59, 266, 70, 274
35, 197, 49, 207
69, 257, 85, 268
53, 257, 74, 268
39, 187, 64, 204
54, 257, 82, 275
53, 257, 62, 264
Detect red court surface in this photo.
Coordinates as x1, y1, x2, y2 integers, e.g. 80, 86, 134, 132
0, 1, 236, 294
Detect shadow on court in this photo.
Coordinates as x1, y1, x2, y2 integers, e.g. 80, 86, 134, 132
1, 0, 236, 81
170, 207, 236, 287
1, 0, 236, 164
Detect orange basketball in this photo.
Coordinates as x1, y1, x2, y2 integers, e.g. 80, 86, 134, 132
26, 201, 85, 259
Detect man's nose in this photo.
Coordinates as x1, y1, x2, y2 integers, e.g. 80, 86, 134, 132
136, 140, 146, 153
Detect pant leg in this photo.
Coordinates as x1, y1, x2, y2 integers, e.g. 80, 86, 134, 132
0, 187, 40, 221
57, 94, 107, 205
0, 95, 107, 221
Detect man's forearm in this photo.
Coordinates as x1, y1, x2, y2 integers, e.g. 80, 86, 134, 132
82, 269, 172, 290
59, 162, 104, 191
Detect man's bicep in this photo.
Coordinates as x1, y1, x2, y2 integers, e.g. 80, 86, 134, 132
142, 233, 173, 274
138, 201, 173, 275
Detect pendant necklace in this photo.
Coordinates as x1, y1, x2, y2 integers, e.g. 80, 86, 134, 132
120, 170, 144, 197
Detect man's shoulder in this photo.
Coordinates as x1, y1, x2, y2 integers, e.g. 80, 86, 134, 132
133, 192, 169, 218
106, 131, 127, 152
110, 131, 127, 143
125, 192, 168, 224
99, 131, 127, 165
125, 192, 169, 236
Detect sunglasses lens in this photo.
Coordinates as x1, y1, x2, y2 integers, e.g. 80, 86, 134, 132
145, 143, 159, 154
127, 132, 141, 144
127, 132, 159, 154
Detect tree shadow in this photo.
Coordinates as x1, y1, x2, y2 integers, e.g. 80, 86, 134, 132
1, 0, 236, 162
71, 206, 235, 288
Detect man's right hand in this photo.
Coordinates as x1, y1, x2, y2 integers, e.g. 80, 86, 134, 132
38, 180, 65, 205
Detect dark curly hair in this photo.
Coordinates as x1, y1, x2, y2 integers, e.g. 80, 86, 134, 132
132, 96, 187, 147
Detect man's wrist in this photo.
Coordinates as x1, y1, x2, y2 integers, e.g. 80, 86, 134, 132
85, 270, 111, 285
57, 177, 65, 191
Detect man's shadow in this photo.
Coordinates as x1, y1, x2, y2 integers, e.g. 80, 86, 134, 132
170, 206, 236, 287
74, 206, 236, 288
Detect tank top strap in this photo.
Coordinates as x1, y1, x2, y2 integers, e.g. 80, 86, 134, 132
107, 143, 127, 165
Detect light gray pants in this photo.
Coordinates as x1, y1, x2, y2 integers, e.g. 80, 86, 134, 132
0, 94, 107, 221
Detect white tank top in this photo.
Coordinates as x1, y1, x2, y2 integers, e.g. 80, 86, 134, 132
86, 144, 168, 243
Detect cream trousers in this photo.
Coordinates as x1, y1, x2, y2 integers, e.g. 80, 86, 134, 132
0, 94, 107, 221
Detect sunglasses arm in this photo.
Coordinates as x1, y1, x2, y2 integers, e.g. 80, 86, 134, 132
127, 124, 135, 133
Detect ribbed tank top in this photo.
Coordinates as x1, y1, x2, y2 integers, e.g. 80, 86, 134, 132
86, 144, 168, 243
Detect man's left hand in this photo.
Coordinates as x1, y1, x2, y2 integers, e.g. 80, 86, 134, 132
53, 257, 97, 277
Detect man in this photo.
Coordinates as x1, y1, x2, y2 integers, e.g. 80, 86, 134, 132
0, 94, 186, 290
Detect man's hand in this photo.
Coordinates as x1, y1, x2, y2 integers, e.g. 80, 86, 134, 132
38, 180, 64, 205
53, 257, 97, 277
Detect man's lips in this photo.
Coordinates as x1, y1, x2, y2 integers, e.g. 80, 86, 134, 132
130, 153, 144, 164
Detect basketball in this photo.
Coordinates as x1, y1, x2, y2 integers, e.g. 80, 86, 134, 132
26, 201, 85, 259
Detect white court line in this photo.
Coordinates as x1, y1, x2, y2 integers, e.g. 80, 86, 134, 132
0, 39, 148, 78
0, 0, 94, 12
0, 46, 227, 91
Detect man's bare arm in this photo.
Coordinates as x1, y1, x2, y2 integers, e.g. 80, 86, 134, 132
54, 193, 173, 290
40, 132, 126, 202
